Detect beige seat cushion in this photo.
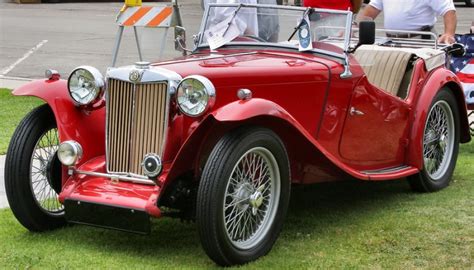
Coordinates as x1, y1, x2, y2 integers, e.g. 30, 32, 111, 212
354, 48, 413, 96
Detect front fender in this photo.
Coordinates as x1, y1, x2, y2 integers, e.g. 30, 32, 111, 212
163, 98, 371, 193
13, 79, 106, 166
406, 68, 471, 168
212, 98, 299, 123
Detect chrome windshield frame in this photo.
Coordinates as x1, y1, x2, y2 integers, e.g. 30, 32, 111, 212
197, 3, 353, 60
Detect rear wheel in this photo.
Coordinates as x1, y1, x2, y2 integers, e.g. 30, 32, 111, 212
197, 128, 290, 266
408, 89, 460, 192
5, 105, 66, 231
469, 111, 474, 136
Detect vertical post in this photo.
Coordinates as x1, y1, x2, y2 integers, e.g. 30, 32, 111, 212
340, 12, 353, 79
133, 26, 144, 61
111, 26, 125, 67
158, 27, 169, 60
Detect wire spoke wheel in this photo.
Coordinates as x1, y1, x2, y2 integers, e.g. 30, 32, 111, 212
197, 128, 290, 266
30, 128, 63, 215
422, 100, 455, 181
408, 89, 460, 193
223, 147, 280, 250
5, 105, 67, 231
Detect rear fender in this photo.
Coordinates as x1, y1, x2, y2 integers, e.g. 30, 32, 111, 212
13, 79, 106, 183
406, 69, 471, 168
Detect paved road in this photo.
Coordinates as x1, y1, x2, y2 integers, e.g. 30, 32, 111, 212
0, 155, 7, 208
0, 0, 204, 79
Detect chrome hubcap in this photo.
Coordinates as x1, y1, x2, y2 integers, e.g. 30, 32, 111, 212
223, 147, 280, 250
423, 100, 455, 180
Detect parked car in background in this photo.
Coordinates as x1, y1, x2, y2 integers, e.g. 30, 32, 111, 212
4, 3, 471, 266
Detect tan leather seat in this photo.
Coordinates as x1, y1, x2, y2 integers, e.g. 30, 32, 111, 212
354, 48, 413, 97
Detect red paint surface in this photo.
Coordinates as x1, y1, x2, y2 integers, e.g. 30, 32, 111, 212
13, 47, 471, 214
59, 156, 161, 217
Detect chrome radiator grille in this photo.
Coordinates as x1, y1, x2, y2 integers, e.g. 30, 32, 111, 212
107, 79, 168, 175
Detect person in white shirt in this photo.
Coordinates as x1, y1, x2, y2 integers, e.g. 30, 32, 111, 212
361, 0, 457, 44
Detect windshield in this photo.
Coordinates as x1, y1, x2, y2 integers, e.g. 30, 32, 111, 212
199, 4, 353, 56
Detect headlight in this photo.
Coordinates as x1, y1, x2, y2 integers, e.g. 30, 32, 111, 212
67, 66, 105, 106
176, 75, 215, 116
57, 141, 83, 166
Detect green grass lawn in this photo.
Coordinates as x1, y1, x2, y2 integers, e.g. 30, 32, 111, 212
0, 145, 472, 269
0, 89, 44, 154
0, 88, 472, 269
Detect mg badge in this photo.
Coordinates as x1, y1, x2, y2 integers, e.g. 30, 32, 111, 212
129, 70, 141, 83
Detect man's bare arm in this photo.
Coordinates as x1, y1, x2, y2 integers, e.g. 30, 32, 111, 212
438, 10, 457, 44
359, 4, 381, 20
351, 0, 363, 13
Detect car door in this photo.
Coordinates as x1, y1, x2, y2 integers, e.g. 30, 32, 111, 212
339, 77, 411, 169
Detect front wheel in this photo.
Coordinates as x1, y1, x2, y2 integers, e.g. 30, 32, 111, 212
197, 128, 290, 266
5, 104, 66, 231
408, 89, 460, 192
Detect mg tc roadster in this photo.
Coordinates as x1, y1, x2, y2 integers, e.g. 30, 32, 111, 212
4, 3, 471, 266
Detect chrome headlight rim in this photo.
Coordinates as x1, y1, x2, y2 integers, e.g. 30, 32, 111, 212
57, 140, 83, 167
67, 66, 105, 106
176, 75, 216, 117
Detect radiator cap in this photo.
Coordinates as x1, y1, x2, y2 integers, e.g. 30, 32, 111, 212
135, 61, 150, 70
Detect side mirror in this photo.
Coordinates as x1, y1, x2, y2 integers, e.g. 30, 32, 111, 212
349, 20, 375, 53
174, 26, 188, 55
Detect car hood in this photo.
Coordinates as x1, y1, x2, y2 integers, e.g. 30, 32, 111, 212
153, 50, 334, 88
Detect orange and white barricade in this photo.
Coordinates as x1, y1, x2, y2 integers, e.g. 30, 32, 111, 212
112, 0, 183, 66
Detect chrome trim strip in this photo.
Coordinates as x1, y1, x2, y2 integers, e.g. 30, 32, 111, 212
199, 0, 212, 46
362, 165, 410, 175
207, 3, 351, 14
107, 66, 182, 83
377, 29, 438, 49
74, 169, 155, 185
154, 52, 259, 66
343, 12, 353, 53
195, 43, 345, 60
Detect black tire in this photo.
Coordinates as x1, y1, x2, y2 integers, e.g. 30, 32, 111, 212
465, 0, 474, 7
408, 89, 460, 192
197, 127, 290, 266
469, 111, 474, 136
5, 104, 66, 231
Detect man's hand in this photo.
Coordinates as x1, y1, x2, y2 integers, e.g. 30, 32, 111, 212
438, 33, 456, 44
439, 10, 457, 44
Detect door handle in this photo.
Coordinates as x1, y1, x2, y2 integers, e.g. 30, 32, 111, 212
350, 107, 365, 116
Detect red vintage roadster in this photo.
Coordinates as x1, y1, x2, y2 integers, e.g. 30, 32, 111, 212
4, 3, 471, 266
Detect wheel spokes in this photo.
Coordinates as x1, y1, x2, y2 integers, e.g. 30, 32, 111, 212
423, 101, 455, 180
223, 147, 279, 249
30, 128, 63, 214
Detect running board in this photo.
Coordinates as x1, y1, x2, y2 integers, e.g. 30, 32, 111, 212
362, 165, 419, 180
